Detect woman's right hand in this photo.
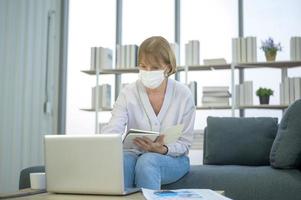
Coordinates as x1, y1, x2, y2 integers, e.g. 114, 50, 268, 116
133, 134, 168, 155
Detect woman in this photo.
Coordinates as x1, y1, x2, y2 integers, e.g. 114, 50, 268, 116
101, 36, 196, 190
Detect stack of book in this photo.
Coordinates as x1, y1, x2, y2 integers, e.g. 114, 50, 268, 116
90, 47, 113, 70
91, 84, 111, 109
187, 81, 197, 106
116, 44, 138, 69
290, 37, 301, 61
235, 81, 253, 106
185, 40, 200, 66
280, 77, 301, 105
202, 86, 231, 107
203, 58, 227, 65
232, 37, 257, 63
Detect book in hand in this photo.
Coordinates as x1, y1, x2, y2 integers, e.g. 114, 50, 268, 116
122, 124, 184, 149
142, 188, 232, 200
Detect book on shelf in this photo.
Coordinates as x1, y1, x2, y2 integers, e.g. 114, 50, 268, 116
122, 45, 127, 68
235, 84, 240, 106
185, 43, 192, 66
125, 45, 131, 68
185, 40, 200, 66
241, 37, 247, 63
290, 36, 301, 61
202, 96, 230, 103
116, 45, 122, 69
201, 102, 230, 107
187, 81, 197, 106
130, 44, 138, 68
294, 78, 301, 100
289, 78, 295, 103
116, 44, 138, 69
232, 37, 257, 63
91, 84, 111, 109
280, 77, 301, 105
90, 47, 112, 70
244, 81, 253, 105
283, 78, 290, 105
239, 84, 244, 106
203, 91, 231, 97
202, 99, 230, 107
235, 81, 253, 106
232, 38, 240, 64
247, 37, 257, 63
192, 40, 200, 65
279, 83, 284, 105
203, 58, 227, 65
202, 86, 230, 107
90, 47, 96, 70
202, 86, 229, 93
123, 124, 184, 149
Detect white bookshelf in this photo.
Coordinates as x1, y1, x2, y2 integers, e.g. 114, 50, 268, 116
233, 60, 301, 115
196, 106, 232, 110
81, 68, 139, 75
81, 60, 301, 133
235, 61, 301, 69
80, 108, 112, 112
81, 61, 301, 111
237, 105, 289, 109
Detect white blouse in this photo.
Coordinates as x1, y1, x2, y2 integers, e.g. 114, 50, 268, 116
101, 78, 196, 157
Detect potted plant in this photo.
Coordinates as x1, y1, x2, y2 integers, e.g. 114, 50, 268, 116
260, 37, 282, 61
256, 87, 274, 105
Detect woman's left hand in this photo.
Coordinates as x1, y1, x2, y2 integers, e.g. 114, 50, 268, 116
133, 135, 168, 154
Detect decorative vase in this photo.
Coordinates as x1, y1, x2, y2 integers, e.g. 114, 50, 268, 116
259, 96, 270, 105
265, 51, 277, 61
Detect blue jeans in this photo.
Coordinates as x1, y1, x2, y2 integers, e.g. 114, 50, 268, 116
123, 151, 190, 190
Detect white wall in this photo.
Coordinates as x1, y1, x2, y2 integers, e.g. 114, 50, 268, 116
0, 0, 62, 193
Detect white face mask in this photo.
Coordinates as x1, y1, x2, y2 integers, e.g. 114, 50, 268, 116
139, 69, 165, 89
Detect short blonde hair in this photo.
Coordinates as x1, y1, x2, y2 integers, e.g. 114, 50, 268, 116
138, 36, 177, 76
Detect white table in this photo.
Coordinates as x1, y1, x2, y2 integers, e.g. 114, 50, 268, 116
2, 189, 225, 200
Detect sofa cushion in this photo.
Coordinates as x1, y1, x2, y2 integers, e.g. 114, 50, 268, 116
162, 165, 301, 200
204, 117, 278, 165
270, 99, 301, 169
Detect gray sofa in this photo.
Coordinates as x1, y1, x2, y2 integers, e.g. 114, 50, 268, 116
163, 100, 301, 200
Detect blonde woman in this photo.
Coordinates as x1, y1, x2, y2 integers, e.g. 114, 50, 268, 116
101, 36, 196, 189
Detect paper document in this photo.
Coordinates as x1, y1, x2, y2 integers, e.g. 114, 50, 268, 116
122, 124, 184, 149
162, 124, 184, 144
142, 188, 232, 200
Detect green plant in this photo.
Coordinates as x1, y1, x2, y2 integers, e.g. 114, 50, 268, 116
260, 37, 282, 54
256, 87, 274, 97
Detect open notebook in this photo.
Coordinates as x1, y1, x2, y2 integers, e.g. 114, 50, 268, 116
122, 124, 184, 149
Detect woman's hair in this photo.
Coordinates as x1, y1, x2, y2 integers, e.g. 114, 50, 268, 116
138, 36, 177, 76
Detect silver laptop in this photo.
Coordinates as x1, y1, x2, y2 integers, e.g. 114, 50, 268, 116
44, 134, 140, 195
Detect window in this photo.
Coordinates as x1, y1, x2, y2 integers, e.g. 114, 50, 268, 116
66, 1, 299, 133
66, 0, 116, 134
244, 0, 301, 118
181, 0, 238, 129
122, 0, 174, 45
